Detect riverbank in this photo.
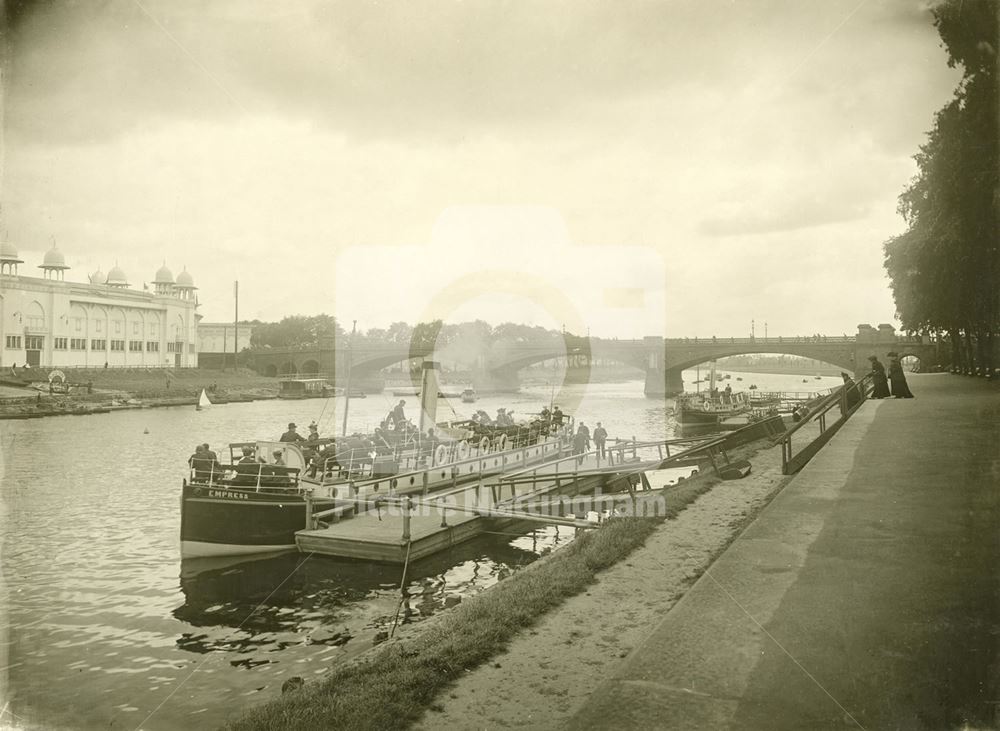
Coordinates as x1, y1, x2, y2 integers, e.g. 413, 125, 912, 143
226, 436, 784, 731
571, 373, 999, 729
0, 368, 280, 419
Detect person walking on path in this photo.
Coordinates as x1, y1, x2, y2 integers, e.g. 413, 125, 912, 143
887, 352, 915, 398
868, 355, 890, 399
593, 422, 608, 459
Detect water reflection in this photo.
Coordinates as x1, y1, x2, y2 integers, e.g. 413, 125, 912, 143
172, 528, 560, 661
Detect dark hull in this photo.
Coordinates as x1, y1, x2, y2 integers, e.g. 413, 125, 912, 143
676, 400, 749, 425
180, 481, 340, 558
675, 406, 721, 425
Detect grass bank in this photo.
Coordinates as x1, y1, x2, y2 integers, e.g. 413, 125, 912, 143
227, 473, 719, 731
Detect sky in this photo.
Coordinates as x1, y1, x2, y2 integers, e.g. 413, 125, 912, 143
2, 0, 961, 339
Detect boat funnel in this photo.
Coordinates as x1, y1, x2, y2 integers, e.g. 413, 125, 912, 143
418, 360, 440, 433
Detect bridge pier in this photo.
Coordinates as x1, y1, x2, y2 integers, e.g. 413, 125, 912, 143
644, 366, 684, 397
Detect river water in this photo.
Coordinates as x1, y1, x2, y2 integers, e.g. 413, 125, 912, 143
0, 370, 840, 730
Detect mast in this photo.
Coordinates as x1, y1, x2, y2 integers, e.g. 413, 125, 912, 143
341, 320, 357, 437
233, 280, 239, 371
709, 360, 717, 395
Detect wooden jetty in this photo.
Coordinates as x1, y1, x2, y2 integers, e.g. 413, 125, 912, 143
295, 434, 743, 563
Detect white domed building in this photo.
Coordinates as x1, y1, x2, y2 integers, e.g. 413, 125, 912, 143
1, 244, 200, 369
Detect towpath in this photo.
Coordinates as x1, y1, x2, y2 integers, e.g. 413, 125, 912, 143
418, 373, 1000, 729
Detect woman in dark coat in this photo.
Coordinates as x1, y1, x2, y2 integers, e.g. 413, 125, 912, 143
868, 356, 890, 398
887, 352, 914, 398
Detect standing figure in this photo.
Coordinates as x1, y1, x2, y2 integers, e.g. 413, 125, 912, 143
868, 356, 890, 399
886, 352, 914, 398
391, 400, 407, 429
841, 372, 861, 410
571, 427, 588, 465
593, 422, 608, 459
579, 422, 591, 451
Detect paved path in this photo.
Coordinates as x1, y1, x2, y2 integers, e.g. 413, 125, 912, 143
571, 374, 1000, 730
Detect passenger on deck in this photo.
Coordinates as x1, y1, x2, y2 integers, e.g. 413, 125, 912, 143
579, 422, 591, 450
723, 384, 733, 404
307, 422, 320, 442
188, 444, 217, 481
391, 400, 407, 427
280, 422, 306, 443
572, 427, 588, 464
539, 406, 551, 423
202, 443, 219, 465
552, 406, 564, 426
234, 446, 263, 484
272, 450, 286, 466
593, 422, 608, 459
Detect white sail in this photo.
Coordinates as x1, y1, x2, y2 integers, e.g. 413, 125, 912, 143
197, 388, 212, 410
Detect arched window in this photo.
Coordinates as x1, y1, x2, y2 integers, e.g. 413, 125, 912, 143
26, 301, 45, 330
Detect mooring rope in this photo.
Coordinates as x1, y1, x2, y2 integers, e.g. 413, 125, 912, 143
389, 539, 414, 639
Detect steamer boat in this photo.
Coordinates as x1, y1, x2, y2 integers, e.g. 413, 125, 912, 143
180, 362, 572, 558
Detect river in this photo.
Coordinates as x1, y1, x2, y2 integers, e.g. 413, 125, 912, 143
0, 370, 841, 730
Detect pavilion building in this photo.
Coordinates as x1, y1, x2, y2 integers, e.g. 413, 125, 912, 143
0, 240, 200, 369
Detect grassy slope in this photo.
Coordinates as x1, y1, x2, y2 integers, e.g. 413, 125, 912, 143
228, 476, 718, 731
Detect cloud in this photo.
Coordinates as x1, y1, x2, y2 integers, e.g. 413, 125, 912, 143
7, 0, 946, 146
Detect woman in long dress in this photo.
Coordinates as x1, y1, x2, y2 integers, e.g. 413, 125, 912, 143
887, 352, 914, 398
868, 356, 890, 399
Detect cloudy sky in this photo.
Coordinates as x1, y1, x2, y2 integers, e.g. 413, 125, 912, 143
3, 0, 959, 338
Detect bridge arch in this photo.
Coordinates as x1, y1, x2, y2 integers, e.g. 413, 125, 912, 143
263, 363, 278, 377
667, 347, 857, 375
279, 361, 298, 376
301, 359, 320, 375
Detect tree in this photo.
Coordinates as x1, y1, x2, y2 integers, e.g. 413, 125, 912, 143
883, 0, 998, 373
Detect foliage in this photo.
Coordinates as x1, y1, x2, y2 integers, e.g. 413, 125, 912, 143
883, 0, 997, 371
250, 314, 345, 348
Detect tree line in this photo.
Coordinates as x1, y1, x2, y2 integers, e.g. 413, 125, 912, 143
245, 316, 590, 351
883, 0, 998, 374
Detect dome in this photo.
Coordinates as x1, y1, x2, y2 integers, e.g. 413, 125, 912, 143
89, 267, 106, 284
153, 262, 174, 284
0, 238, 21, 263
40, 245, 69, 270
106, 264, 128, 286
175, 267, 196, 288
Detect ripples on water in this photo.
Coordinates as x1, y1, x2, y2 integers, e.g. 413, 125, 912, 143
0, 374, 841, 729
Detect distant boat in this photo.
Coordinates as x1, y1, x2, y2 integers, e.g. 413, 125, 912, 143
460, 388, 477, 403
196, 389, 212, 411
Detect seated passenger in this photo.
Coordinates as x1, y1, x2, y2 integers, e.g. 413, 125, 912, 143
280, 422, 306, 443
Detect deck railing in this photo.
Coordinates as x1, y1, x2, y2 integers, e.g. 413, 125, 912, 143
779, 374, 873, 475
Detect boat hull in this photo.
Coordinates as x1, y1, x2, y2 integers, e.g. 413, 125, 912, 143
180, 482, 340, 558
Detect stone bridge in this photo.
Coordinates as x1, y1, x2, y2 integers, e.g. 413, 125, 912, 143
248, 324, 946, 396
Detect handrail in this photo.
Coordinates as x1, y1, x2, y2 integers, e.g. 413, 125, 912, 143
779, 374, 873, 475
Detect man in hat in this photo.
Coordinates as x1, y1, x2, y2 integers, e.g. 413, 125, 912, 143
868, 355, 890, 398
593, 421, 608, 459
280, 422, 305, 443
307, 421, 320, 442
